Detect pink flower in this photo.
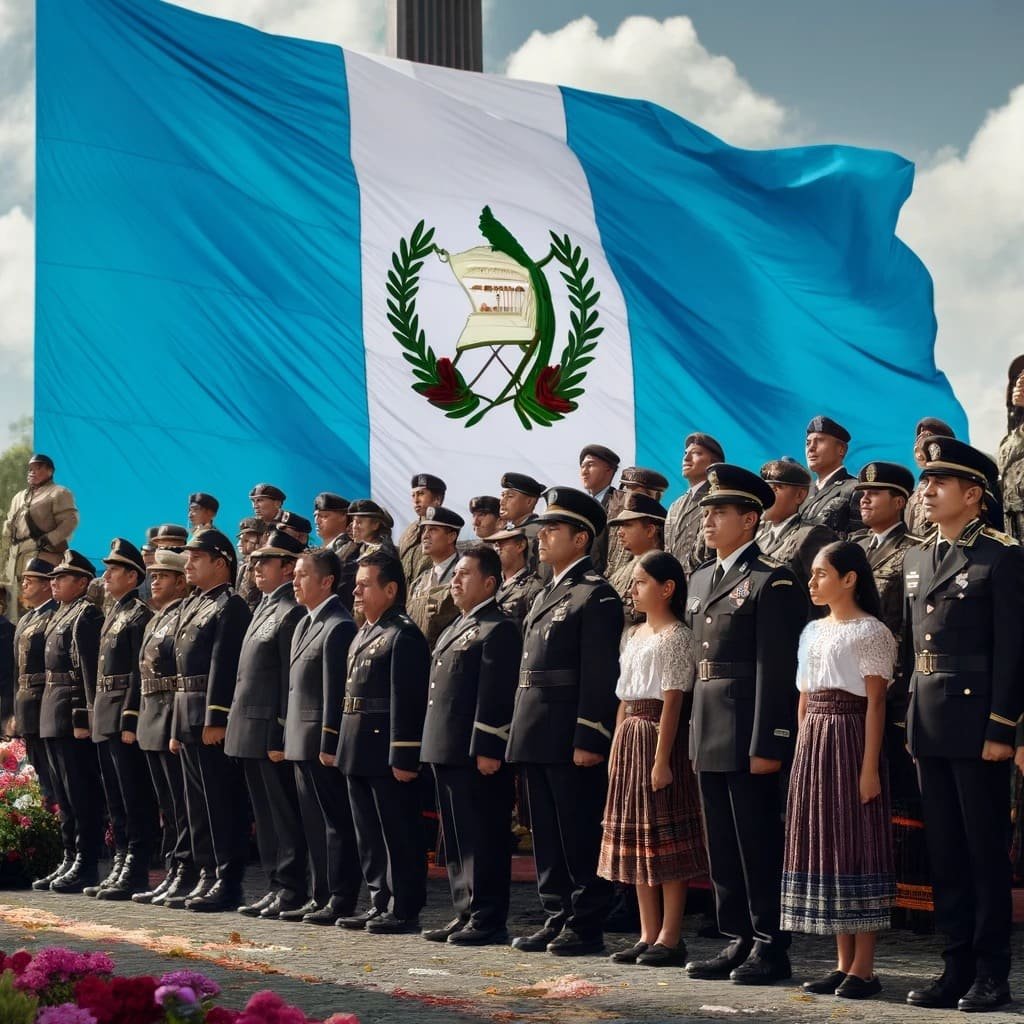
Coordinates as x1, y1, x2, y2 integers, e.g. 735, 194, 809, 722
36, 1004, 98, 1024
157, 969, 220, 999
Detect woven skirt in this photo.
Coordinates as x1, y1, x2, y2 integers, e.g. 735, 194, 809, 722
598, 697, 708, 887
780, 689, 895, 935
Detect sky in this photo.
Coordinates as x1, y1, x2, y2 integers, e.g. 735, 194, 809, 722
1, 0, 1021, 454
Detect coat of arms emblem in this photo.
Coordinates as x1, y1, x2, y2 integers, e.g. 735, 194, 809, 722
388, 207, 602, 429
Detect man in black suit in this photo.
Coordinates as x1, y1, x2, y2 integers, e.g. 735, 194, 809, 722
133, 550, 193, 906
336, 550, 430, 935
800, 416, 863, 537
283, 547, 362, 925
38, 551, 105, 893
171, 529, 251, 912
684, 465, 806, 985
88, 539, 157, 900
506, 487, 624, 957
226, 530, 309, 921
903, 439, 1024, 1012
421, 544, 521, 946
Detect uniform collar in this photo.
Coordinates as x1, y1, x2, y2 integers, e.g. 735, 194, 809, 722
716, 540, 756, 575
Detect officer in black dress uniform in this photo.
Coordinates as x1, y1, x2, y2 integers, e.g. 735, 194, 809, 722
132, 550, 193, 907
487, 526, 544, 629
171, 529, 251, 911
283, 547, 362, 925
313, 493, 358, 609
336, 550, 430, 935
421, 544, 521, 946
683, 465, 807, 985
89, 539, 157, 900
507, 487, 624, 957
902, 438, 1024, 1013
12, 559, 58, 807
37, 551, 105, 893
226, 530, 309, 920
800, 416, 863, 537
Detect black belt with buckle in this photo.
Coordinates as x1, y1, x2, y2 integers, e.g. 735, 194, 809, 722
97, 674, 130, 693
176, 674, 208, 693
142, 676, 177, 696
46, 671, 76, 686
698, 660, 756, 681
18, 672, 45, 691
914, 653, 990, 675
518, 669, 578, 689
343, 696, 390, 714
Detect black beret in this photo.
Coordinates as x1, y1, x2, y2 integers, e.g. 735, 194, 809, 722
419, 506, 465, 531
537, 486, 606, 536
252, 530, 306, 559
145, 526, 160, 542
684, 433, 725, 461
760, 457, 812, 488
49, 549, 96, 579
275, 510, 312, 534
619, 466, 670, 493
22, 557, 57, 579
314, 492, 350, 513
607, 492, 667, 526
410, 473, 446, 493
500, 472, 545, 498
102, 538, 147, 578
914, 417, 955, 439
700, 464, 775, 512
855, 461, 916, 497
28, 454, 55, 471
468, 495, 500, 516
918, 436, 997, 489
153, 523, 189, 544
806, 415, 851, 443
189, 492, 219, 513
237, 517, 261, 536
348, 499, 395, 531
249, 483, 286, 502
184, 528, 238, 566
579, 444, 620, 469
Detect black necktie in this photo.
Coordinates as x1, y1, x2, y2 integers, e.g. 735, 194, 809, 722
294, 615, 312, 647
712, 563, 725, 589
934, 540, 950, 569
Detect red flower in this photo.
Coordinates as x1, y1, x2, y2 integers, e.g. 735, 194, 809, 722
206, 1010, 241, 1024
534, 366, 574, 413
75, 975, 161, 1024
421, 358, 463, 407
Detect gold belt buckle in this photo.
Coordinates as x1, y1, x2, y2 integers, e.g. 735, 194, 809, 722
918, 653, 935, 675
698, 660, 712, 682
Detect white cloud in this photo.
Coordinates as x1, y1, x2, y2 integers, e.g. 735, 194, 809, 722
0, 79, 33, 212
898, 84, 1024, 455
0, 205, 34, 437
504, 15, 790, 149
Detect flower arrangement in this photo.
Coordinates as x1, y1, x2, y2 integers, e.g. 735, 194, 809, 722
0, 949, 358, 1024
0, 739, 62, 884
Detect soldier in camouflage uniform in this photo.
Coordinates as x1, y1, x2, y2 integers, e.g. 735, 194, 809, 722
606, 493, 667, 633
487, 526, 543, 629
398, 474, 445, 587
604, 467, 669, 580
664, 433, 723, 577
908, 418, 956, 539
998, 355, 1024, 543
187, 493, 218, 541
578, 445, 620, 575
407, 506, 462, 651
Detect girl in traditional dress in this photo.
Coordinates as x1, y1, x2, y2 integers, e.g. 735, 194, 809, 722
781, 541, 896, 999
599, 551, 707, 966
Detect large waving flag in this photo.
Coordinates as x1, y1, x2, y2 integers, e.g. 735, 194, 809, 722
36, 0, 966, 557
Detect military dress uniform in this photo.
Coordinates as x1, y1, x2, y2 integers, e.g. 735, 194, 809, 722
318, 490, 361, 611
172, 530, 252, 909
605, 492, 670, 633
282, 591, 362, 922
684, 467, 807, 981
38, 552, 105, 891
422, 599, 521, 939
226, 541, 309, 917
665, 481, 710, 576
901, 439, 1024, 1010
337, 605, 430, 929
506, 488, 624, 954
495, 565, 544, 629
408, 554, 460, 651
135, 564, 192, 904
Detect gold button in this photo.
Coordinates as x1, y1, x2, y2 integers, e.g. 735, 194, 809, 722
702, 641, 709, 649
428, 700, 434, 706
963, 688, 971, 695
925, 633, 932, 641
430, 683, 435, 689
705, 616, 712, 624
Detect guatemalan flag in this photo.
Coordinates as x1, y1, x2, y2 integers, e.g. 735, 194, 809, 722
36, 0, 966, 558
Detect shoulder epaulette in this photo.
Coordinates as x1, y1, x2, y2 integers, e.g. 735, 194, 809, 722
583, 572, 604, 583
757, 553, 785, 569
981, 526, 1018, 547
905, 532, 928, 546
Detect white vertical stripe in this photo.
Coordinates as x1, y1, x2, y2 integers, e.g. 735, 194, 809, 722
346, 53, 633, 535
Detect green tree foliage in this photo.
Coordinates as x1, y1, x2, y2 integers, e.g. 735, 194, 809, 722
0, 417, 33, 524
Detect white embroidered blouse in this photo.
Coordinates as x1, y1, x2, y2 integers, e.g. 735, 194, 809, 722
795, 615, 896, 696
616, 621, 697, 701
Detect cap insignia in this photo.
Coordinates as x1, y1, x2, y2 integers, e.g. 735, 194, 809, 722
928, 442, 941, 461
865, 464, 877, 483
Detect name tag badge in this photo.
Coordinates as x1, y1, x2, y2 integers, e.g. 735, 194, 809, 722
552, 602, 570, 622
688, 598, 701, 614
905, 570, 920, 595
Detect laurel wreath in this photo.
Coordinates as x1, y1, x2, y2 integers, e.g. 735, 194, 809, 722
388, 220, 601, 428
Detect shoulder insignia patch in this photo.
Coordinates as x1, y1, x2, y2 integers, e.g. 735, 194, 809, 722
771, 578, 794, 587
758, 554, 784, 569
981, 526, 1018, 547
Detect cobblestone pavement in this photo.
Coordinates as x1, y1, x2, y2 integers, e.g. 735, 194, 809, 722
0, 872, 1022, 1022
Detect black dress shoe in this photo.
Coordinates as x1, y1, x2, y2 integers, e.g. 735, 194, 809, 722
365, 912, 421, 935
907, 974, 971, 1009
610, 941, 649, 964
279, 899, 319, 922
97, 853, 150, 900
34, 854, 74, 891
448, 924, 509, 946
185, 879, 244, 913
84, 853, 125, 898
686, 941, 753, 980
134, 865, 178, 905
836, 974, 882, 999
162, 868, 207, 909
730, 953, 792, 986
50, 857, 100, 894
512, 926, 561, 952
637, 942, 688, 967
958, 978, 1011, 1013
803, 970, 846, 994
238, 891, 279, 917
337, 907, 385, 930
304, 900, 351, 925
422, 917, 467, 942
548, 928, 605, 957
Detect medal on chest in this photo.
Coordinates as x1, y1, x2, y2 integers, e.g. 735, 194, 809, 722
728, 578, 751, 607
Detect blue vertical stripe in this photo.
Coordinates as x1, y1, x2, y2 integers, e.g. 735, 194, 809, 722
36, 0, 368, 557
561, 86, 967, 491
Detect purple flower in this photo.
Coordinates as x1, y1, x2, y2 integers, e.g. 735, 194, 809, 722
156, 983, 198, 1006
36, 1004, 98, 1024
16, 947, 115, 992
157, 969, 220, 999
